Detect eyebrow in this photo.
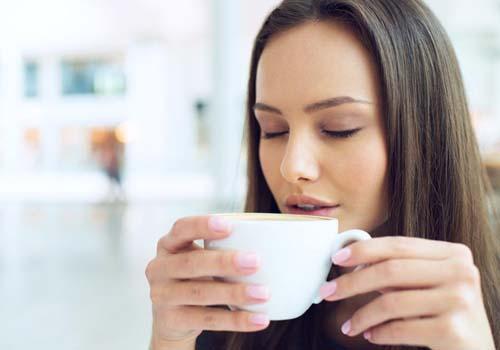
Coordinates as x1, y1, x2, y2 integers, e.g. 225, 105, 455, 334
253, 96, 372, 115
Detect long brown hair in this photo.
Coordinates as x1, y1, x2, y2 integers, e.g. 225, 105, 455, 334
221, 0, 500, 349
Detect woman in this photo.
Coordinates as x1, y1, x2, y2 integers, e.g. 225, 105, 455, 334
145, 0, 500, 349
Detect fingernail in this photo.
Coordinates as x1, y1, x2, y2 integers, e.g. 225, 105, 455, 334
364, 330, 372, 340
246, 285, 270, 299
341, 319, 351, 335
249, 313, 269, 326
319, 281, 337, 299
332, 248, 351, 264
208, 216, 232, 233
236, 253, 260, 269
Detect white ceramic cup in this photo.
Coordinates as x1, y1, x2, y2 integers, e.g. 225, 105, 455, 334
203, 213, 371, 321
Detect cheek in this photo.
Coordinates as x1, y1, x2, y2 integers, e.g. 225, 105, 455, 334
326, 133, 388, 228
340, 143, 387, 195
259, 143, 284, 190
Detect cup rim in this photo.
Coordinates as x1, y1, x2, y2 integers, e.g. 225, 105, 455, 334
212, 212, 336, 222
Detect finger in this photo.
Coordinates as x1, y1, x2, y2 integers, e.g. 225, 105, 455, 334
146, 247, 208, 284
346, 287, 457, 336
159, 216, 232, 254
362, 316, 440, 347
160, 306, 270, 332
152, 280, 270, 307
332, 236, 465, 267
161, 249, 261, 279
164, 241, 203, 256
323, 258, 459, 301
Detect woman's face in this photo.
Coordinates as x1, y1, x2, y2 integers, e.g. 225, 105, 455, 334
255, 21, 388, 232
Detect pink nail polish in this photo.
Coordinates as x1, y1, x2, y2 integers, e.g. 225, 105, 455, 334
208, 216, 232, 233
341, 320, 351, 335
246, 285, 270, 299
332, 248, 351, 264
249, 313, 269, 326
236, 253, 260, 268
319, 281, 337, 299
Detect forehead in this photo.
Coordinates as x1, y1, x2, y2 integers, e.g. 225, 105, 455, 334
256, 21, 379, 110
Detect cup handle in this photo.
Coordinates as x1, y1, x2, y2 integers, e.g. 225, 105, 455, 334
313, 229, 371, 304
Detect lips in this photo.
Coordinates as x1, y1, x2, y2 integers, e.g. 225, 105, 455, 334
284, 194, 340, 216
285, 205, 340, 216
285, 194, 337, 207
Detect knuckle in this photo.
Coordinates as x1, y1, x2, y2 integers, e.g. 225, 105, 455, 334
463, 264, 480, 285
157, 235, 170, 254
181, 253, 197, 276
156, 240, 162, 254
391, 236, 411, 255
171, 217, 190, 237
162, 284, 177, 304
452, 243, 474, 263
449, 285, 475, 310
145, 260, 155, 281
150, 285, 164, 305
203, 313, 218, 329
452, 259, 480, 285
189, 284, 205, 300
379, 293, 398, 313
380, 260, 401, 280
171, 219, 182, 236
162, 255, 177, 277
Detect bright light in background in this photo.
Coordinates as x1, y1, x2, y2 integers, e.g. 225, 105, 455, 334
0, 0, 119, 50
115, 121, 136, 144
0, 0, 210, 52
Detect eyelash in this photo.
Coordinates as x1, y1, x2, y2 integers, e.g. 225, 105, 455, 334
261, 128, 362, 139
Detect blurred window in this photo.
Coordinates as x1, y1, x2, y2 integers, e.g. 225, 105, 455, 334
24, 60, 39, 98
61, 59, 126, 96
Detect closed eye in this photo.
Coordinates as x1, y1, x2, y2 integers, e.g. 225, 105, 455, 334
322, 128, 362, 138
260, 128, 362, 139
261, 131, 288, 139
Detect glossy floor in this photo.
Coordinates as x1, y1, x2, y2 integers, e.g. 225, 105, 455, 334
0, 200, 238, 350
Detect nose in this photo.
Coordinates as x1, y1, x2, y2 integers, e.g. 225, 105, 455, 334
279, 134, 320, 183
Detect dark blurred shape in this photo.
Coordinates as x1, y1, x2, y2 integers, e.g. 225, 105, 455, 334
92, 129, 125, 201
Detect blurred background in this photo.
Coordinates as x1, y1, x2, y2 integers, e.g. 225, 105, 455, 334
0, 0, 499, 349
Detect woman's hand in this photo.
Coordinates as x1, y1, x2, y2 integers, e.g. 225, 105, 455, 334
320, 236, 495, 350
145, 216, 271, 349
